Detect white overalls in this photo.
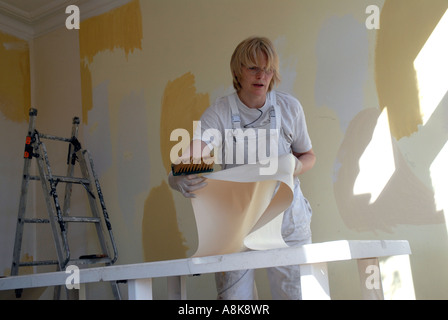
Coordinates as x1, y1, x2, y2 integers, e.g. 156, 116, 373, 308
215, 91, 313, 300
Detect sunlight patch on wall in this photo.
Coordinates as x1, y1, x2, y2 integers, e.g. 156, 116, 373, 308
414, 9, 448, 126
353, 107, 395, 204
430, 141, 448, 213
0, 31, 30, 122
79, 0, 142, 124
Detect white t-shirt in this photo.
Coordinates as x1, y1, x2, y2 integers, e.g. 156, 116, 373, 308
194, 90, 312, 167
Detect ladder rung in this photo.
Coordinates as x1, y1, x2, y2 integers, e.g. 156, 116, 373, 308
62, 217, 101, 223
22, 218, 50, 224
18, 257, 111, 267
38, 133, 71, 143
28, 175, 90, 185
18, 260, 59, 267
21, 217, 100, 223
71, 256, 112, 265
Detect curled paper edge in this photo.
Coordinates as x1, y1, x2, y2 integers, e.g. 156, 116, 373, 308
191, 153, 296, 257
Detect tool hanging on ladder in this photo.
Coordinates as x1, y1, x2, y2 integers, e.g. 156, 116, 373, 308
10, 108, 120, 299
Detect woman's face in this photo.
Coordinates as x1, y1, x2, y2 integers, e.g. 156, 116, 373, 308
239, 53, 274, 99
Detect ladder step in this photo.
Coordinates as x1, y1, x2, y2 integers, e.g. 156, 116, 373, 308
62, 217, 101, 223
17, 257, 112, 267
79, 254, 107, 259
21, 217, 100, 223
28, 175, 90, 185
22, 218, 50, 224
18, 260, 59, 267
72, 255, 112, 265
38, 133, 72, 143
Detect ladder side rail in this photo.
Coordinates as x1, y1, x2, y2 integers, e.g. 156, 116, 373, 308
63, 117, 81, 219
35, 135, 70, 270
77, 149, 111, 261
84, 150, 118, 265
78, 149, 122, 299
11, 109, 39, 277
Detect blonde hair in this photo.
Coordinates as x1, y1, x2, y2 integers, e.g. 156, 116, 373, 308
230, 36, 281, 92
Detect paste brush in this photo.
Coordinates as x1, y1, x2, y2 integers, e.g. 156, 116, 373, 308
171, 157, 214, 176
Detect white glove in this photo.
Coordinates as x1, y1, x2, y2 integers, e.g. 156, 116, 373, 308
293, 157, 303, 177
168, 172, 208, 198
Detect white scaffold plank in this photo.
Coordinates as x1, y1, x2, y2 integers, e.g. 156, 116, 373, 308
0, 240, 411, 292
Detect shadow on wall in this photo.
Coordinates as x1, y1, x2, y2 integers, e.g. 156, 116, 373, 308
334, 0, 448, 233
334, 107, 445, 232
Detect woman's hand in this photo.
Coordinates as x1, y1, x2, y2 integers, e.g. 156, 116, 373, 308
168, 172, 208, 198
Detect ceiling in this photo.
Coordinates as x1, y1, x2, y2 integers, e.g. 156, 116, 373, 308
0, 0, 82, 24
0, 0, 130, 40
0, 0, 63, 13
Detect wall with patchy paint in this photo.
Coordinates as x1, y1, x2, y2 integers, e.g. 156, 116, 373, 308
0, 31, 33, 294
1, 0, 448, 299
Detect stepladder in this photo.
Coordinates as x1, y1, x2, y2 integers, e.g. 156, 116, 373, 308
10, 108, 120, 299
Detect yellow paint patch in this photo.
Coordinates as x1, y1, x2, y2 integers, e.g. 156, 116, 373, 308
142, 181, 189, 261
141, 73, 209, 262
79, 0, 142, 64
79, 0, 142, 123
160, 72, 210, 173
0, 31, 30, 122
375, 0, 448, 140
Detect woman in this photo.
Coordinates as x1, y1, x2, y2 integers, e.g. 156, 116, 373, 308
168, 36, 316, 299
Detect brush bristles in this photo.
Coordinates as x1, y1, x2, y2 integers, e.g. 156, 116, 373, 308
172, 158, 214, 176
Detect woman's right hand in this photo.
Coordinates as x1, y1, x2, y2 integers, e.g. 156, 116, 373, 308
168, 172, 208, 198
